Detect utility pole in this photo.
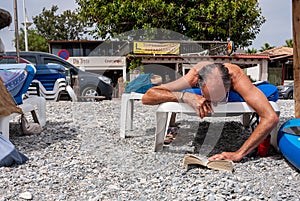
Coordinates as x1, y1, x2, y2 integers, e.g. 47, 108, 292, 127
13, 0, 20, 62
292, 0, 300, 117
23, 0, 28, 51
22, 0, 31, 51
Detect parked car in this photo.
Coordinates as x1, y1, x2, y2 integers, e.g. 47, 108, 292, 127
5, 51, 113, 100
277, 81, 294, 99
0, 55, 31, 64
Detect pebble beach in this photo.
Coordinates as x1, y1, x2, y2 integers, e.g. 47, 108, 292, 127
1, 99, 299, 201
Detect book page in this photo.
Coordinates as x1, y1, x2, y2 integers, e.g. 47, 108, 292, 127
183, 154, 208, 166
207, 160, 233, 172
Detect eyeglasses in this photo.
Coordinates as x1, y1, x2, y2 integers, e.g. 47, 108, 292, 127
200, 88, 229, 105
218, 91, 229, 105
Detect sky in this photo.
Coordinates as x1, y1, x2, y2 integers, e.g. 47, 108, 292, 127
0, 0, 292, 51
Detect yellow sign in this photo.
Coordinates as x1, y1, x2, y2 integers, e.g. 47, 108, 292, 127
133, 42, 180, 55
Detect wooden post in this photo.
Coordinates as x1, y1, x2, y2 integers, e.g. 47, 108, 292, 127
293, 0, 300, 118
13, 0, 20, 63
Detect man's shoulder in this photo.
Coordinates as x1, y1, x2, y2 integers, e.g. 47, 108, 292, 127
224, 63, 241, 70
224, 63, 243, 76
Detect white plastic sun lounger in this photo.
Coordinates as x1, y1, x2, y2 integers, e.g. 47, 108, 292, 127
154, 101, 280, 152
119, 92, 280, 151
0, 96, 46, 139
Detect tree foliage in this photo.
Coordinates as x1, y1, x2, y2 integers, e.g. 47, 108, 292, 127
245, 48, 258, 54
260, 43, 275, 52
33, 5, 86, 41
18, 28, 48, 52
76, 0, 265, 47
284, 39, 293, 48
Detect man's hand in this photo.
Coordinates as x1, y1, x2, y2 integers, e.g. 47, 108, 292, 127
208, 151, 244, 162
182, 92, 214, 118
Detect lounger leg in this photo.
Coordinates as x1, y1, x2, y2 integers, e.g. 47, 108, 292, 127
120, 94, 131, 138
270, 127, 279, 151
0, 116, 10, 140
154, 111, 169, 152
23, 96, 46, 127
241, 113, 251, 128
164, 112, 173, 137
129, 99, 134, 130
120, 94, 128, 138
36, 97, 46, 126
31, 110, 39, 124
270, 112, 280, 151
169, 112, 177, 127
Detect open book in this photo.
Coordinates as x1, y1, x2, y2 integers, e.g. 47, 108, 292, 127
183, 154, 234, 173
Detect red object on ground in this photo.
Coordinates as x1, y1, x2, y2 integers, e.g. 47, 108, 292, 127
256, 135, 271, 157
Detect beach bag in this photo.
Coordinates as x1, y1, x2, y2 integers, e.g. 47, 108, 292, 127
21, 114, 43, 135
0, 135, 29, 167
125, 73, 161, 94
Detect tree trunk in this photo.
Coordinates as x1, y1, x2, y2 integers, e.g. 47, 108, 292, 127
293, 0, 300, 118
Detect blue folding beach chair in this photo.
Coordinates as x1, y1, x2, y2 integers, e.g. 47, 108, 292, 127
0, 63, 36, 105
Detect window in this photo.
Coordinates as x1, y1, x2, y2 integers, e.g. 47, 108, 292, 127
21, 56, 37, 64
42, 57, 78, 76
44, 57, 67, 67
0, 58, 17, 64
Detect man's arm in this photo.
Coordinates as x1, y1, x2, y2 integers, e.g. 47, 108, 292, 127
141, 85, 184, 105
142, 62, 215, 105
142, 66, 214, 118
142, 67, 199, 105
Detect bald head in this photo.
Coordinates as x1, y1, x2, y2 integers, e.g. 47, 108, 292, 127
198, 63, 231, 105
198, 63, 231, 90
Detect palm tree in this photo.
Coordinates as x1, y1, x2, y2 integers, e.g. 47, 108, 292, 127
284, 39, 293, 48
245, 48, 258, 54
259, 43, 275, 52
